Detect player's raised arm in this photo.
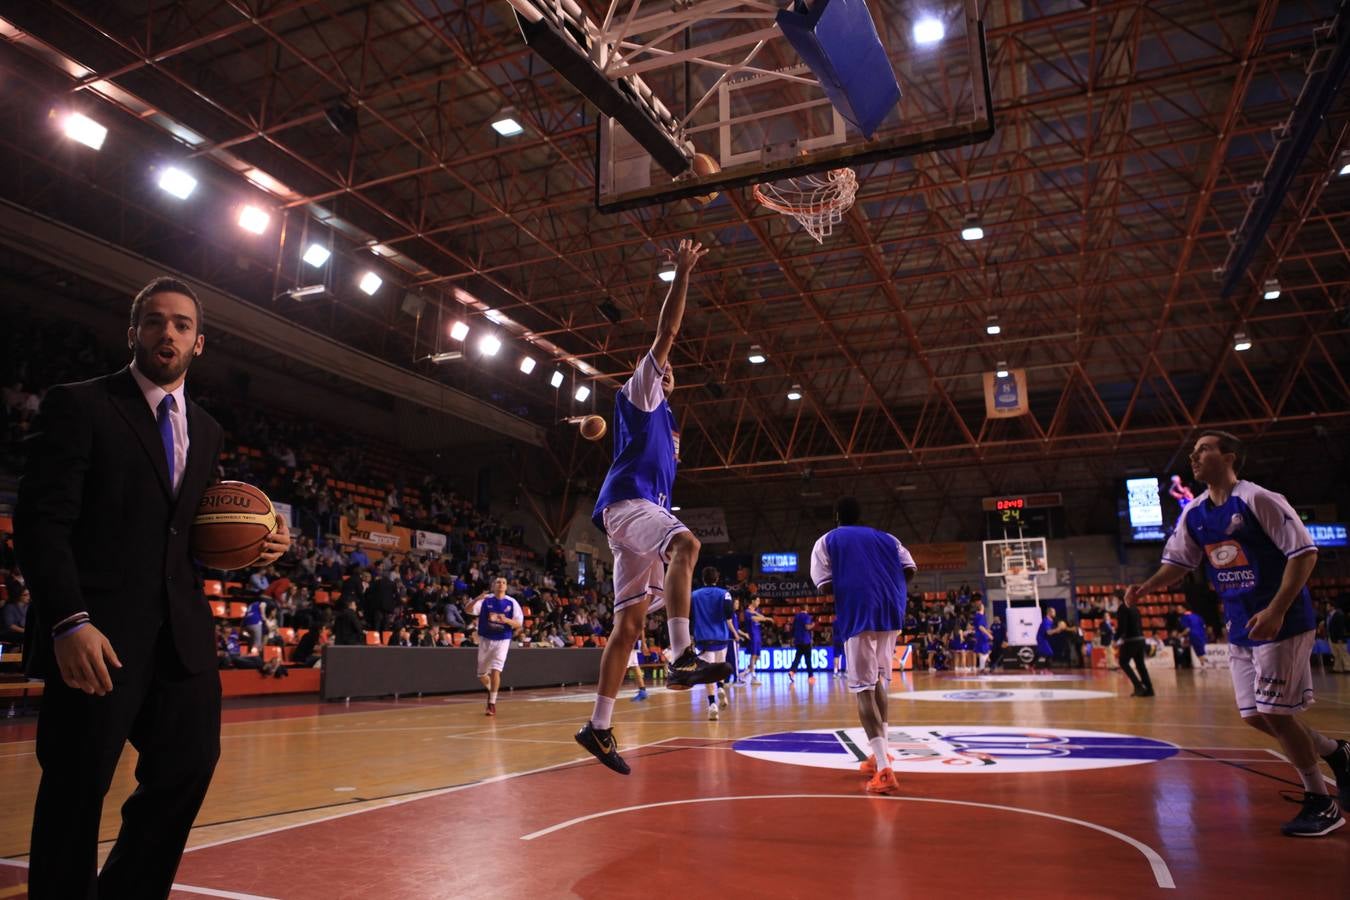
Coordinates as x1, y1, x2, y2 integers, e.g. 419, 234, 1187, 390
650, 239, 709, 369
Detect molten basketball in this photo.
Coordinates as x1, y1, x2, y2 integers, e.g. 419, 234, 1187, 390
691, 152, 720, 205
191, 481, 277, 570
580, 414, 607, 441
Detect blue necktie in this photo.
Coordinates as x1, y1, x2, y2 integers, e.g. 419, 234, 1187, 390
157, 394, 176, 486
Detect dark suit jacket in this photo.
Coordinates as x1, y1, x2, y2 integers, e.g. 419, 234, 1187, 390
14, 368, 225, 678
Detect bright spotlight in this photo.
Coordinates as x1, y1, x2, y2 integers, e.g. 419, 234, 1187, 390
985, 315, 1001, 335
787, 384, 802, 401
479, 334, 502, 356
302, 243, 331, 267
450, 321, 470, 341
961, 225, 984, 241
995, 362, 1010, 378
1262, 278, 1281, 301
491, 116, 524, 137
550, 370, 564, 388
63, 112, 107, 150
238, 205, 270, 235
575, 385, 591, 402
748, 345, 767, 364
519, 356, 536, 374
658, 261, 677, 283
913, 17, 945, 45
1233, 332, 1252, 352
358, 271, 382, 295
157, 167, 197, 199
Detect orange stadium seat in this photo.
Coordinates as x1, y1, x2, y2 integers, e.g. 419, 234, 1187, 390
277, 627, 296, 644
204, 580, 224, 597
210, 602, 227, 618
365, 631, 381, 645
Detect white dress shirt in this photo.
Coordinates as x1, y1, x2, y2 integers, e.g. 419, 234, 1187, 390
129, 361, 189, 496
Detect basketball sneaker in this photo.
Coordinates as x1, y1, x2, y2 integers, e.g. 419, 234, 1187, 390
485, 701, 496, 717
859, 753, 897, 777
750, 675, 762, 684
708, 701, 719, 721
787, 671, 795, 681
666, 647, 732, 691
865, 768, 900, 795
632, 688, 648, 702
1280, 793, 1344, 837
718, 685, 730, 705
1323, 739, 1350, 808
807, 675, 816, 684
575, 722, 630, 776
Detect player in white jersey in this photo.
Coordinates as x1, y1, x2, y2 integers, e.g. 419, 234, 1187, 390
1127, 431, 1349, 837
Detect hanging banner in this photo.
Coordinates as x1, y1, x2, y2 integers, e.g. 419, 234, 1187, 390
340, 518, 409, 553
750, 578, 821, 600
413, 530, 447, 553
677, 507, 730, 544
984, 369, 1029, 419
908, 542, 970, 571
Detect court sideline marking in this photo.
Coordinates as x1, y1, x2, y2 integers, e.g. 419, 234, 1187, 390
519, 793, 1177, 889
0, 858, 277, 900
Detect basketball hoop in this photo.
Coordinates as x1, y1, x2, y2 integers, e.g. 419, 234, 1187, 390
752, 168, 858, 243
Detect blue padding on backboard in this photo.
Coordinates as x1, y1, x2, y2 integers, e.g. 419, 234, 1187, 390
776, 0, 901, 138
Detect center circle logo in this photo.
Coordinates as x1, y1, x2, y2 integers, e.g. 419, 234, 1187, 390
732, 725, 1179, 774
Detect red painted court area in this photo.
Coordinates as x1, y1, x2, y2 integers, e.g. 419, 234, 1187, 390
161, 733, 1347, 899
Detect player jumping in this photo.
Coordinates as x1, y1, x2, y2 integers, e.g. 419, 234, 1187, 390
575, 239, 731, 774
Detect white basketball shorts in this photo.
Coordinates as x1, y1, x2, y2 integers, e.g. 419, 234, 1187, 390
476, 637, 511, 676
698, 647, 728, 665
1230, 628, 1314, 717
602, 498, 690, 613
845, 630, 899, 694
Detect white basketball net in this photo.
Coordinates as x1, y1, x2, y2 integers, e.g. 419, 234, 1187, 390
752, 168, 858, 243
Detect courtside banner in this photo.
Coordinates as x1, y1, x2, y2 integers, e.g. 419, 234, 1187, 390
413, 529, 447, 553
983, 369, 1029, 418
678, 507, 730, 544
751, 578, 820, 599
909, 542, 970, 570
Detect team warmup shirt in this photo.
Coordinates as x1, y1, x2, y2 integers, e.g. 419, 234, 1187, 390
691, 585, 734, 649
469, 595, 523, 641
809, 525, 915, 643
1036, 617, 1054, 656
792, 611, 813, 646
1160, 480, 1316, 647
973, 612, 991, 653
1180, 611, 1207, 648
592, 352, 678, 531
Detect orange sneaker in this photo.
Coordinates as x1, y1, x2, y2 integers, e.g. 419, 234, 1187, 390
865, 767, 900, 795
859, 752, 897, 776
807, 676, 816, 684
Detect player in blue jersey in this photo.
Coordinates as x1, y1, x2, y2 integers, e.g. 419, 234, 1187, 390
972, 600, 994, 672
810, 497, 917, 795
739, 596, 770, 684
575, 239, 732, 774
1034, 607, 1057, 672
1128, 431, 1350, 837
691, 567, 736, 720
1178, 604, 1209, 669
465, 577, 523, 716
627, 639, 648, 701
786, 607, 816, 682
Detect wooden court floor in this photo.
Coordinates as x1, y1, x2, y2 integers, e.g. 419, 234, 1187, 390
2, 665, 1348, 898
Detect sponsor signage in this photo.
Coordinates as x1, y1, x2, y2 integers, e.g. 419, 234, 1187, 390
733, 725, 1179, 773
413, 529, 447, 553
908, 542, 970, 571
750, 579, 821, 599
678, 507, 730, 544
272, 501, 293, 530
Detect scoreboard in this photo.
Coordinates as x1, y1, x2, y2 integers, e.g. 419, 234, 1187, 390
982, 493, 1064, 539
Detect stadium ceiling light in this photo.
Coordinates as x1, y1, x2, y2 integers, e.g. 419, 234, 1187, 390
157, 166, 197, 200
63, 112, 107, 150
550, 370, 564, 389
658, 260, 677, 283
961, 224, 984, 241
995, 361, 1010, 378
429, 351, 462, 363
787, 384, 802, 401
449, 321, 470, 341
1233, 331, 1252, 352
491, 107, 525, 137
1262, 278, 1281, 300
479, 333, 502, 356
358, 271, 383, 295
519, 356, 536, 374
574, 384, 591, 402
237, 205, 270, 235
302, 243, 331, 267
670, 505, 681, 512
286, 284, 326, 300
913, 16, 945, 45
1338, 150, 1350, 177
985, 314, 1001, 335
748, 345, 767, 364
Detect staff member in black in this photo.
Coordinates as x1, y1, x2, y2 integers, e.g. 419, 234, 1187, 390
1112, 587, 1154, 697
15, 277, 290, 898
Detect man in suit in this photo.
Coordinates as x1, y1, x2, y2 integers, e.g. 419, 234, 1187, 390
15, 277, 290, 898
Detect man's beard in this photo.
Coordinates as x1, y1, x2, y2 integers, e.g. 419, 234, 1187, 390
133, 341, 193, 385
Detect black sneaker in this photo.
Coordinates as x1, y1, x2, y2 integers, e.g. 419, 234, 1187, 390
1280, 792, 1344, 837
666, 647, 733, 691
1323, 739, 1350, 809
574, 722, 630, 775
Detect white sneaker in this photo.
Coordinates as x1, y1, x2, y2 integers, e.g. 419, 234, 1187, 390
708, 702, 719, 721
750, 676, 762, 684
718, 686, 730, 704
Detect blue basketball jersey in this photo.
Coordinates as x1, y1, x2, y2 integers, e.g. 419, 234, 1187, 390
474, 595, 520, 641
592, 353, 678, 531
973, 612, 991, 653
691, 586, 733, 644
809, 525, 913, 642
1161, 480, 1315, 647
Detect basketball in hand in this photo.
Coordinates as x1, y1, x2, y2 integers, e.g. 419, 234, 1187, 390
580, 415, 608, 441
191, 481, 277, 570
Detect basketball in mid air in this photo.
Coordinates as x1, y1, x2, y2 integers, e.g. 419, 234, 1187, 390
580, 415, 608, 441
691, 152, 720, 205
